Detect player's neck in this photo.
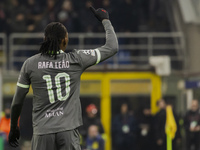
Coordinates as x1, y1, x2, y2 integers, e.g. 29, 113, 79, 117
60, 45, 66, 52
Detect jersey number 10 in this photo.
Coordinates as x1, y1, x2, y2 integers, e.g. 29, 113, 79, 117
43, 72, 70, 103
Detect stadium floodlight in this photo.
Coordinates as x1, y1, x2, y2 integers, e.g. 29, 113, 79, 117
149, 56, 171, 76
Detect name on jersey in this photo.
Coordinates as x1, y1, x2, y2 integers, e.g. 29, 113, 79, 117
38, 61, 70, 69
45, 107, 64, 118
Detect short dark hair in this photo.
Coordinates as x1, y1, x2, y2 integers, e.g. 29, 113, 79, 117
39, 22, 67, 58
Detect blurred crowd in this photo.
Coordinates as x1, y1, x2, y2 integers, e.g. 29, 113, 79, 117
1, 99, 200, 150
80, 99, 200, 150
0, 0, 170, 34
110, 99, 200, 150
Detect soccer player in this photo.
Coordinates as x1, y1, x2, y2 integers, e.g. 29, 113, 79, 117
8, 6, 118, 150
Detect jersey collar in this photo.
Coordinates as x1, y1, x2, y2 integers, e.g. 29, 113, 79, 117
57, 50, 64, 54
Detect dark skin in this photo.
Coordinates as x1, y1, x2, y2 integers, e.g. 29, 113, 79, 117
60, 32, 69, 51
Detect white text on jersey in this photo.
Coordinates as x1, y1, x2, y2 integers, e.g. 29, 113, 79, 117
38, 61, 70, 69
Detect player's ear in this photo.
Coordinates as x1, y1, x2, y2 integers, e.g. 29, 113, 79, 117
62, 38, 68, 46
63, 35, 68, 47
61, 33, 68, 50
66, 33, 69, 44
63, 41, 66, 46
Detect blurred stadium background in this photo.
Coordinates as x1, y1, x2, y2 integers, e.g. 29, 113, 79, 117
1, 0, 200, 150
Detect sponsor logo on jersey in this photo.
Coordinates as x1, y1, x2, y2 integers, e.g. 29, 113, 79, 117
45, 107, 64, 118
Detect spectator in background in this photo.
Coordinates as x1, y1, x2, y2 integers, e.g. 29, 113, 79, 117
1, 0, 171, 33
148, 0, 170, 31
0, 104, 19, 150
112, 103, 138, 150
102, 0, 111, 10
0, 105, 11, 139
9, 12, 28, 32
138, 0, 151, 31
25, 0, 44, 32
154, 99, 181, 150
184, 99, 200, 150
5, 0, 28, 32
86, 125, 105, 150
46, 0, 57, 22
57, 0, 80, 32
26, 0, 43, 19
38, 0, 60, 29
154, 99, 167, 150
79, 104, 104, 148
138, 106, 155, 150
79, 0, 97, 32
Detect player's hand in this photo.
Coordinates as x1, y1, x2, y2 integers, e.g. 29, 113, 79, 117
90, 6, 109, 22
8, 127, 20, 147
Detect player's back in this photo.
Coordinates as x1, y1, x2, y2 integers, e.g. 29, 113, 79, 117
16, 20, 118, 136
24, 50, 84, 135
9, 9, 118, 150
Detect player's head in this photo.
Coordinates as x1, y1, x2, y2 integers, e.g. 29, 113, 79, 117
39, 22, 68, 58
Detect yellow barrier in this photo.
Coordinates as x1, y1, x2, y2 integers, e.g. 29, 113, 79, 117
81, 72, 162, 150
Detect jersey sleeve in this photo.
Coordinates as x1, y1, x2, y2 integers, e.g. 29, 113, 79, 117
75, 49, 101, 69
17, 59, 31, 88
74, 20, 118, 69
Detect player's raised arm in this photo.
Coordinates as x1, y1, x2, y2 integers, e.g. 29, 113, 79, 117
90, 6, 119, 61
75, 6, 118, 69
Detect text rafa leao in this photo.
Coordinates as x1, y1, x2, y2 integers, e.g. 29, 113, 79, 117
38, 61, 70, 69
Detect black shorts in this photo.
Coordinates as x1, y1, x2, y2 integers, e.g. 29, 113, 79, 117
32, 129, 81, 150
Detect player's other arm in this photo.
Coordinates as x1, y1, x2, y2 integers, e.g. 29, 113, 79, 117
9, 60, 30, 147
9, 86, 29, 147
10, 87, 29, 130
90, 7, 119, 62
